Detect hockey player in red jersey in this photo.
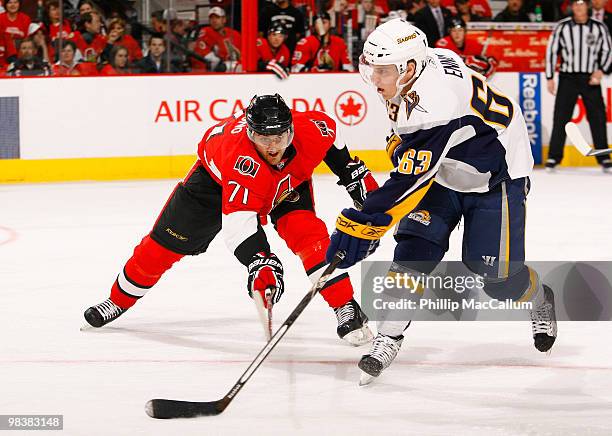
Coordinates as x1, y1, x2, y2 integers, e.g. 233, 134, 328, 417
257, 24, 291, 80
84, 94, 378, 345
291, 12, 355, 73
435, 18, 497, 78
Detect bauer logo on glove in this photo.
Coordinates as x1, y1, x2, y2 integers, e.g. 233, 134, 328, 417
247, 252, 285, 306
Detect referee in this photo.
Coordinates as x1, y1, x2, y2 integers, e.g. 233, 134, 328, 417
546, 0, 612, 173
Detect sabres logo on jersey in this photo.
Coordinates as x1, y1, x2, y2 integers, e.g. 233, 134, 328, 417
407, 209, 431, 226
403, 91, 420, 121
234, 155, 260, 178
272, 175, 299, 208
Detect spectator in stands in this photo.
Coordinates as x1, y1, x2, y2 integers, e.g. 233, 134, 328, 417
414, 0, 453, 46
405, 0, 427, 21
45, 0, 71, 41
193, 7, 241, 72
6, 36, 51, 76
331, 0, 359, 37
74, 0, 100, 29
452, 0, 485, 22
150, 10, 165, 33
45, 0, 87, 60
135, 34, 172, 73
494, 0, 531, 21
104, 18, 142, 63
291, 12, 354, 72
52, 39, 81, 75
0, 0, 31, 60
259, 0, 305, 53
442, 0, 492, 18
592, 0, 612, 36
28, 22, 49, 64
0, 0, 30, 39
78, 11, 106, 62
100, 44, 129, 75
256, 23, 290, 79
358, 0, 383, 40
78, 0, 97, 16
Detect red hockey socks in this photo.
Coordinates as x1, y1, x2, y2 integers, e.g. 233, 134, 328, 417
110, 235, 184, 309
276, 211, 353, 308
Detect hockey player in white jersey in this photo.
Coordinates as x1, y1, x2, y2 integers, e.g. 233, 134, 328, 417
325, 19, 558, 384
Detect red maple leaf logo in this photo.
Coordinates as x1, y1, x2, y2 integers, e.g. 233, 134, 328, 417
340, 96, 362, 118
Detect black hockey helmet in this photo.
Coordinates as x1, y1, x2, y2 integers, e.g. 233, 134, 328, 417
312, 11, 331, 26
268, 23, 288, 36
447, 17, 466, 31
246, 94, 292, 136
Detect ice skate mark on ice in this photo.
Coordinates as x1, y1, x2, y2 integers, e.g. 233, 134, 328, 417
0, 225, 17, 246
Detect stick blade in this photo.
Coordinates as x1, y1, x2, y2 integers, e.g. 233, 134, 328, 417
586, 148, 612, 157
565, 122, 593, 155
145, 398, 227, 419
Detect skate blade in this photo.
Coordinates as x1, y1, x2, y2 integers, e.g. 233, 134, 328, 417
342, 325, 374, 347
359, 370, 376, 387
80, 324, 94, 332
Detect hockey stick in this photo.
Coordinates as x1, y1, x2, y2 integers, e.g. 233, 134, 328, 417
252, 289, 272, 341
565, 122, 612, 157
145, 250, 346, 419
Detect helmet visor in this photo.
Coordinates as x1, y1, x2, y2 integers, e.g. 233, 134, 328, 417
247, 126, 294, 150
359, 54, 401, 89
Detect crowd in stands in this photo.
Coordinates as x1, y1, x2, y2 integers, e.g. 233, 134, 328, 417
0, 0, 610, 78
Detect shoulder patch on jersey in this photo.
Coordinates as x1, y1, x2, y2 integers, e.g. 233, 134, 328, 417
234, 155, 260, 178
403, 91, 421, 121
310, 119, 334, 137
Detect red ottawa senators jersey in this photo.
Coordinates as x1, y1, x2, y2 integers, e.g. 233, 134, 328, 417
255, 37, 290, 68
435, 36, 483, 56
291, 35, 354, 72
197, 110, 336, 218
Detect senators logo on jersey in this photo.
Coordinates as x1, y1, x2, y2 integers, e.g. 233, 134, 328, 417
234, 155, 260, 178
272, 175, 299, 208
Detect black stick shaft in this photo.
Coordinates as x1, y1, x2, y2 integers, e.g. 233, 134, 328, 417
221, 251, 345, 403
146, 251, 345, 418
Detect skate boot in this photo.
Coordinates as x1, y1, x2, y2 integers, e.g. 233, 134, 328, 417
358, 333, 404, 386
84, 298, 127, 328
334, 299, 374, 346
530, 285, 557, 352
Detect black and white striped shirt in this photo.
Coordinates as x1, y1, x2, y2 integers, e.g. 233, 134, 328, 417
546, 17, 612, 79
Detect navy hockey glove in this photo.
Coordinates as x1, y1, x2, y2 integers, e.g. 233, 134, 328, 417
337, 157, 379, 210
326, 208, 392, 269
247, 252, 284, 307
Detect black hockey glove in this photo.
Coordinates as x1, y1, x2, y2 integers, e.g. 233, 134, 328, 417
247, 252, 284, 307
337, 157, 379, 210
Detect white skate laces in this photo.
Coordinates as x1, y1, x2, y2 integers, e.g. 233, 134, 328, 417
95, 299, 124, 322
334, 302, 356, 326
368, 334, 403, 369
530, 299, 556, 336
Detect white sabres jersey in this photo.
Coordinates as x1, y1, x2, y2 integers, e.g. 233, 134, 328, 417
362, 48, 534, 217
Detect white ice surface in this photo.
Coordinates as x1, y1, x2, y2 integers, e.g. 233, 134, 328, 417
1, 169, 612, 435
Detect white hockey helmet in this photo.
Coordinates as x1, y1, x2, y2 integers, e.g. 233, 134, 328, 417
360, 19, 428, 97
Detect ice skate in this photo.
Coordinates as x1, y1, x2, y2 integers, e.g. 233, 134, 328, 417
358, 333, 403, 386
83, 298, 127, 329
530, 285, 557, 353
334, 299, 373, 346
